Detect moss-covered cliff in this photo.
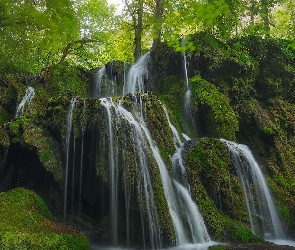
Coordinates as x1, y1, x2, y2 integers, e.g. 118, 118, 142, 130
1, 33, 295, 248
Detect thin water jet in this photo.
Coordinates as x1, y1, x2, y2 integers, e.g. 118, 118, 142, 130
15, 86, 35, 117
64, 97, 76, 222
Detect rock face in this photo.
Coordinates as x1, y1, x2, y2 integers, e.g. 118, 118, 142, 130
1, 33, 295, 248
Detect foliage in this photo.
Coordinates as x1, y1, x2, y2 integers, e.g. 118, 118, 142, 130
45, 62, 88, 97
0, 126, 10, 150
0, 0, 79, 74
0, 188, 90, 249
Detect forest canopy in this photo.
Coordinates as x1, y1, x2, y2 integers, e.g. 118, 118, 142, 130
0, 0, 294, 75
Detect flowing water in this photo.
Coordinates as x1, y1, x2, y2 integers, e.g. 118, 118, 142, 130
100, 97, 162, 249
181, 39, 196, 137
94, 66, 106, 98
64, 97, 76, 221
221, 139, 285, 240
123, 53, 150, 95
15, 86, 35, 117
65, 53, 214, 249
163, 104, 211, 244
98, 94, 212, 248
79, 99, 86, 221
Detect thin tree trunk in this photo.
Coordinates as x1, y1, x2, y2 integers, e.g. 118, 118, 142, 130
124, 0, 143, 62
152, 0, 164, 52
260, 0, 270, 34
250, 0, 256, 25
134, 0, 143, 61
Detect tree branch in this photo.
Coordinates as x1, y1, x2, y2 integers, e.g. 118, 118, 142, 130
59, 38, 99, 64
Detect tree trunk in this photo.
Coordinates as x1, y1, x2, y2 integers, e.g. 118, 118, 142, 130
134, 0, 143, 62
290, 0, 295, 28
260, 0, 270, 34
124, 0, 143, 62
152, 0, 164, 52
250, 0, 257, 25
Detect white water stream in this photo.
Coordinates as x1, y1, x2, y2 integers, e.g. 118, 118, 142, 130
15, 86, 35, 117
221, 139, 285, 240
64, 97, 76, 221
123, 53, 150, 95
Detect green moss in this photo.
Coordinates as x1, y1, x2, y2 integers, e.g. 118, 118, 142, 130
159, 83, 191, 138
45, 62, 88, 97
22, 123, 63, 182
0, 126, 10, 150
228, 228, 264, 243
0, 188, 90, 249
190, 77, 239, 140
185, 138, 249, 239
209, 245, 231, 250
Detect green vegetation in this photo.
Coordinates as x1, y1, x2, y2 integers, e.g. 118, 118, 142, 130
1, 0, 295, 246
0, 188, 90, 249
190, 77, 239, 140
186, 138, 249, 240
228, 228, 264, 243
209, 245, 231, 250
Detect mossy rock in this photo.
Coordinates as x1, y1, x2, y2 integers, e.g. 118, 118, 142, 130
0, 188, 90, 249
150, 42, 184, 94
44, 61, 89, 97
228, 228, 264, 244
0, 126, 10, 151
184, 138, 249, 240
231, 36, 295, 102
190, 77, 239, 140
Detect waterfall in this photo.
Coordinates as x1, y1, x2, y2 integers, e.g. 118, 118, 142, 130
100, 98, 120, 246
221, 139, 285, 240
79, 99, 86, 222
162, 104, 211, 244
93, 51, 212, 247
181, 39, 196, 137
64, 97, 76, 221
15, 86, 35, 117
101, 95, 203, 246
94, 66, 106, 98
123, 53, 150, 95
100, 97, 162, 248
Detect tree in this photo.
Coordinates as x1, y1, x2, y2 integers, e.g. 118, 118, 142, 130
151, 0, 164, 51
0, 0, 79, 74
124, 0, 144, 61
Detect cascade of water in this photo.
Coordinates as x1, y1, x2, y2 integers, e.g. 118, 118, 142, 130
71, 139, 76, 216
64, 97, 76, 221
15, 86, 35, 117
100, 97, 162, 248
123, 53, 150, 95
94, 66, 106, 98
79, 99, 86, 221
162, 103, 211, 244
182, 39, 189, 92
120, 97, 189, 245
181, 39, 196, 138
221, 139, 285, 240
100, 98, 119, 246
